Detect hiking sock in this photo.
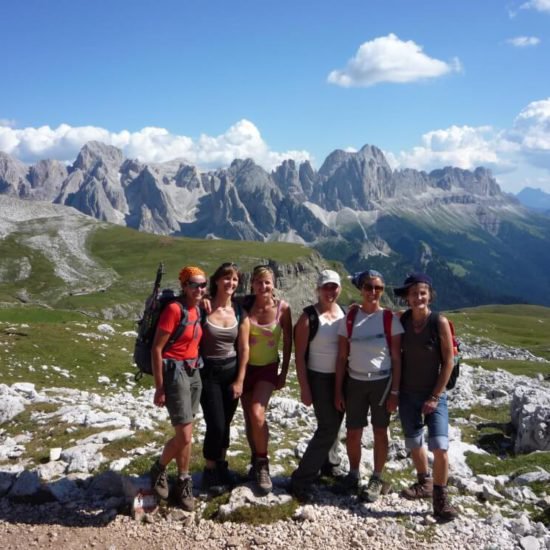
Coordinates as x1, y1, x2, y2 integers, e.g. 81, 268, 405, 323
348, 469, 360, 479
178, 472, 191, 481
371, 472, 382, 480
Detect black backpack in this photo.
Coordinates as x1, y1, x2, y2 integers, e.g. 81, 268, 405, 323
133, 264, 200, 379
300, 304, 346, 363
400, 310, 461, 390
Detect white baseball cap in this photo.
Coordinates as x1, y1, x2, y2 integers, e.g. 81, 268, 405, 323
317, 269, 341, 287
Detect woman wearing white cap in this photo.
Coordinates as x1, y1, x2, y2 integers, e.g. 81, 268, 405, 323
290, 269, 346, 501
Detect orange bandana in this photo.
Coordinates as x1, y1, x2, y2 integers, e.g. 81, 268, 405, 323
179, 266, 206, 286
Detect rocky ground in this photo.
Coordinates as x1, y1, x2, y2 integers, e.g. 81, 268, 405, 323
1, 324, 549, 549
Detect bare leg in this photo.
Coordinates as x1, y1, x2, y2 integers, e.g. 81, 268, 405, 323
346, 427, 363, 470
160, 422, 193, 473
410, 446, 429, 475
242, 381, 275, 455
432, 449, 449, 486
372, 426, 388, 475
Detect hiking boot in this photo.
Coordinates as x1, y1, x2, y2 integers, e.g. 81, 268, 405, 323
359, 475, 383, 503
333, 472, 360, 495
433, 485, 458, 522
401, 473, 433, 500
217, 460, 237, 488
149, 459, 169, 500
255, 457, 272, 495
201, 466, 226, 497
175, 476, 194, 512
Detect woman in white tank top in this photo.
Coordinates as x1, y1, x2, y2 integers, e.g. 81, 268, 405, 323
290, 269, 345, 500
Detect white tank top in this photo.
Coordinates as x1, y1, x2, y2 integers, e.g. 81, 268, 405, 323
308, 308, 345, 374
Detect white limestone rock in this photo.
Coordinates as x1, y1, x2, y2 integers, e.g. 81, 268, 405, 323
61, 443, 106, 473
511, 386, 550, 453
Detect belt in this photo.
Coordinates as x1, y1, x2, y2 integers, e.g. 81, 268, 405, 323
362, 368, 391, 379
163, 358, 202, 375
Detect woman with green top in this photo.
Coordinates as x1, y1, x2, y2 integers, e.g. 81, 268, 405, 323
241, 265, 292, 495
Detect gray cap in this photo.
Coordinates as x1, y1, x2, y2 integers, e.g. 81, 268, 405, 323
317, 269, 341, 287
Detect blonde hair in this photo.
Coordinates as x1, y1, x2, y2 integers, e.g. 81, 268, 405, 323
250, 265, 276, 295
179, 266, 206, 287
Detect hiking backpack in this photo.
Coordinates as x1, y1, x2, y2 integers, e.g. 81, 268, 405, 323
133, 263, 200, 379
400, 310, 461, 390
299, 304, 347, 363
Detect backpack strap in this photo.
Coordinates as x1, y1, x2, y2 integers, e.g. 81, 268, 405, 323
199, 307, 208, 326
400, 308, 412, 327
383, 309, 393, 350
300, 305, 319, 365
428, 312, 441, 346
303, 305, 319, 342
164, 304, 200, 353
234, 301, 243, 325
163, 302, 187, 354
346, 306, 359, 339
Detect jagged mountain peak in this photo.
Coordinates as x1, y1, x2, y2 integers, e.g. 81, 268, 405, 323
73, 141, 124, 172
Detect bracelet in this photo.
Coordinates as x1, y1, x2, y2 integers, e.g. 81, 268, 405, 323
430, 394, 440, 402
390, 390, 400, 396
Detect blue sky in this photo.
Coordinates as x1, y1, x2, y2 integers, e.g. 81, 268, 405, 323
1, 0, 550, 192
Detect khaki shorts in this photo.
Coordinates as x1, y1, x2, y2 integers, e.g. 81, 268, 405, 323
163, 361, 202, 426
345, 376, 391, 429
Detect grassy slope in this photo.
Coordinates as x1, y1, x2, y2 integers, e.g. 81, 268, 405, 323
448, 304, 550, 377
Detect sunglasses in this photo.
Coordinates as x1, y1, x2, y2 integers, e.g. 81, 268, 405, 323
363, 284, 384, 292
221, 262, 239, 269
187, 281, 207, 289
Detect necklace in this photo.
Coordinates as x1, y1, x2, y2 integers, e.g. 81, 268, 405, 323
412, 313, 430, 329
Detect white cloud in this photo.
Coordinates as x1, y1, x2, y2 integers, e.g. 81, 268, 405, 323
520, 0, 550, 13
395, 125, 513, 174
506, 36, 541, 47
508, 98, 550, 169
327, 33, 461, 87
0, 119, 311, 171
392, 98, 550, 192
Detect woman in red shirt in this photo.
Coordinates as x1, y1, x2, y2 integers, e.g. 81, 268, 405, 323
149, 265, 207, 512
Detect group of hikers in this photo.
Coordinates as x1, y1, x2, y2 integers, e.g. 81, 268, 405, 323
147, 262, 458, 522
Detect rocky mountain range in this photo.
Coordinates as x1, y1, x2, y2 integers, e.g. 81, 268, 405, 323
1, 142, 550, 308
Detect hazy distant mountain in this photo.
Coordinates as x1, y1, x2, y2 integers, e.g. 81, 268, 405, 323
516, 187, 550, 213
1, 141, 550, 308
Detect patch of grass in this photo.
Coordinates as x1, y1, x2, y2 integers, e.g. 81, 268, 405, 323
1, 404, 104, 466
475, 359, 549, 378
533, 507, 550, 528
451, 404, 513, 453
0, 235, 68, 304
465, 450, 550, 478
0, 317, 137, 393
0, 308, 87, 323
219, 499, 299, 524
448, 305, 550, 364
202, 493, 232, 520
102, 423, 171, 461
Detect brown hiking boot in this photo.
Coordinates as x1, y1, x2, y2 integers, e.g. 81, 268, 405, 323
255, 457, 272, 495
149, 459, 169, 500
401, 473, 433, 500
433, 485, 458, 521
175, 476, 194, 512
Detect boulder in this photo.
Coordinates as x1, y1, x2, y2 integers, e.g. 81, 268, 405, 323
8, 470, 53, 503
0, 387, 25, 424
61, 443, 106, 473
511, 386, 550, 453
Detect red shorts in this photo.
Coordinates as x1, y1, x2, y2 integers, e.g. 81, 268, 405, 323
243, 362, 279, 393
